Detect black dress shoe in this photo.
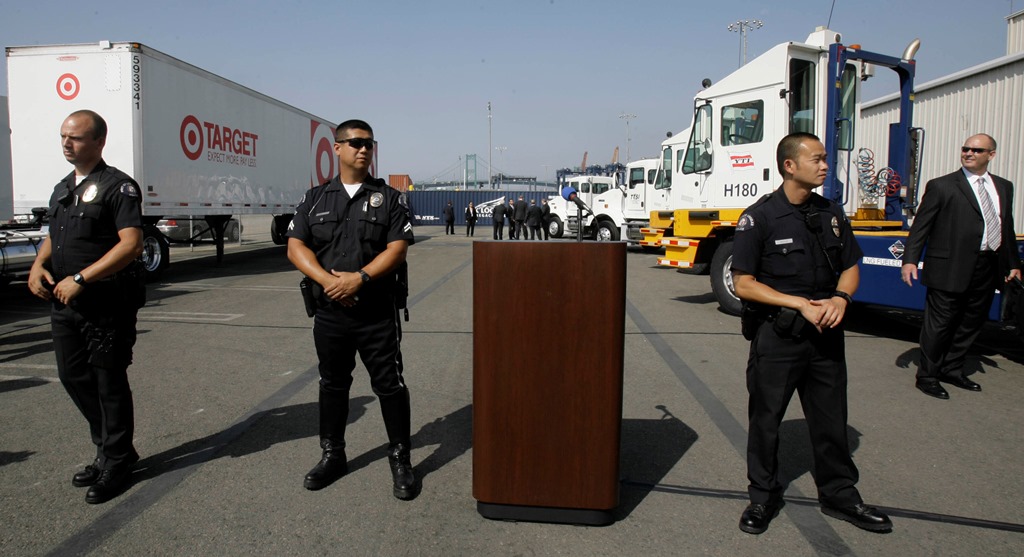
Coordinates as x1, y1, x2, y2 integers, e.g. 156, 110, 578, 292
821, 502, 892, 532
940, 375, 981, 392
304, 441, 347, 491
74, 451, 139, 488
916, 380, 949, 400
73, 459, 101, 488
85, 467, 132, 504
387, 443, 419, 501
738, 501, 783, 534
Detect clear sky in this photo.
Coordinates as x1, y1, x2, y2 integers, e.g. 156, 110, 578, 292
1, 0, 1019, 183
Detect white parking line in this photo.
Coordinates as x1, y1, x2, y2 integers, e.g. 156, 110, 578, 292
0, 363, 58, 370
156, 283, 294, 292
138, 311, 244, 322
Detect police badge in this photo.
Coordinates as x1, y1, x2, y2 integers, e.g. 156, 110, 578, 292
370, 192, 384, 208
81, 184, 99, 203
831, 216, 840, 237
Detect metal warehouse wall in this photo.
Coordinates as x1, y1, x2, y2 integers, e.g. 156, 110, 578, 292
405, 190, 557, 226
1009, 10, 1024, 56
856, 52, 1024, 233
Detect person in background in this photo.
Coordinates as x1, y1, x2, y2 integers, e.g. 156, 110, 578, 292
901, 133, 1021, 399
466, 201, 478, 237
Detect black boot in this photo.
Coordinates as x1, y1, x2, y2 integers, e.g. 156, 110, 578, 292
304, 439, 347, 491
388, 442, 418, 500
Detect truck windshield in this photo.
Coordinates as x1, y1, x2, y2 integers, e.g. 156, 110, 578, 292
789, 58, 815, 134
838, 64, 857, 151
656, 146, 671, 190
683, 104, 712, 174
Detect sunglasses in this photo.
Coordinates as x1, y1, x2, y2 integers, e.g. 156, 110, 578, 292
961, 147, 991, 154
337, 137, 375, 150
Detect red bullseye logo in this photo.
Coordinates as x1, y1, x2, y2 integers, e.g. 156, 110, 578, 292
56, 73, 80, 100
180, 115, 203, 160
310, 121, 336, 186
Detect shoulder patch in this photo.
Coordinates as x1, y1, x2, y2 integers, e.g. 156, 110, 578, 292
119, 182, 139, 197
737, 213, 755, 232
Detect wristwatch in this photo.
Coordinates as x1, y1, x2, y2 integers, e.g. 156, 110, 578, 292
73, 273, 87, 286
832, 290, 852, 304
359, 270, 371, 283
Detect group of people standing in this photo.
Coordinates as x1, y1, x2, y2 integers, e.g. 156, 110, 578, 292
490, 195, 550, 240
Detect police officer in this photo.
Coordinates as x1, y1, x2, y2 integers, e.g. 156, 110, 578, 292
28, 110, 145, 505
731, 133, 891, 534
286, 119, 418, 500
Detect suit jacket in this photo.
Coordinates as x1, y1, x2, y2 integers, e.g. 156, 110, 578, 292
902, 170, 1019, 293
513, 200, 528, 221
465, 207, 477, 222
526, 205, 543, 226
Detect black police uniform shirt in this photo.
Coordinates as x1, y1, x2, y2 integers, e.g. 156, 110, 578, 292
731, 187, 862, 300
47, 160, 143, 281
287, 176, 414, 302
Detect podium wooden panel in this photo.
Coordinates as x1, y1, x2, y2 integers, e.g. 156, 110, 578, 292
472, 241, 625, 525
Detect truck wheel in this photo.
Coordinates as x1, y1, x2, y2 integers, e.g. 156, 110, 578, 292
227, 220, 241, 241
595, 220, 620, 242
710, 240, 742, 316
547, 216, 564, 238
141, 226, 170, 279
271, 215, 291, 245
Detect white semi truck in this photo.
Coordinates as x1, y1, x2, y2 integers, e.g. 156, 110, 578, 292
547, 158, 671, 244
5, 41, 338, 278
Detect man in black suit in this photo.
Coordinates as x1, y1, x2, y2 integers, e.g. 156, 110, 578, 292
491, 199, 507, 240
513, 195, 528, 240
901, 134, 1021, 399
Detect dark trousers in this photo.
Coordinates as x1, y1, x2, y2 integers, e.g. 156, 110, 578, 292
312, 304, 410, 447
493, 222, 504, 240
515, 220, 526, 239
445, 221, 455, 235
542, 220, 550, 240
918, 252, 998, 381
745, 321, 861, 507
529, 225, 541, 240
51, 301, 138, 469
466, 221, 476, 236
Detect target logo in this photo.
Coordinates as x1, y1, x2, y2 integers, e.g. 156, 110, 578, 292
180, 115, 203, 160
310, 120, 336, 186
56, 73, 80, 100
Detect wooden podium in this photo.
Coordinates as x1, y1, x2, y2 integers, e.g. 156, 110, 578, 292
472, 241, 625, 525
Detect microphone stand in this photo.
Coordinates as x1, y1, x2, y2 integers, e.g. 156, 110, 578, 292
576, 204, 583, 243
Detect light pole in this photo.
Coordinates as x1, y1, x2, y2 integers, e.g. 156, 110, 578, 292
618, 112, 636, 163
495, 146, 507, 188
488, 102, 493, 189
727, 19, 764, 67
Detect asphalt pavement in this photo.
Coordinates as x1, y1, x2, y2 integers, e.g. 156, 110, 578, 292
1, 222, 1022, 556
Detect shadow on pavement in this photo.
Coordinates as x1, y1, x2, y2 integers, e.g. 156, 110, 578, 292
616, 404, 697, 520
132, 396, 375, 482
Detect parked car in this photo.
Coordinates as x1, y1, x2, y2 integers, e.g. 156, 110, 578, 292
155, 216, 242, 242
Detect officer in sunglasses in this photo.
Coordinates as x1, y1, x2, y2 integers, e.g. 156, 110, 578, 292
286, 119, 418, 500
901, 134, 1021, 400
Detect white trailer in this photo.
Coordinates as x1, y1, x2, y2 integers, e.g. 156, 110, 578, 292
0, 96, 11, 221
6, 41, 338, 276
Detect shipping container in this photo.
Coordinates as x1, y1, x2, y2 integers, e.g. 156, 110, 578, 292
389, 174, 412, 192
406, 190, 557, 227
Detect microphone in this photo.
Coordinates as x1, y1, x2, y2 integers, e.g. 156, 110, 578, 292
560, 186, 592, 215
